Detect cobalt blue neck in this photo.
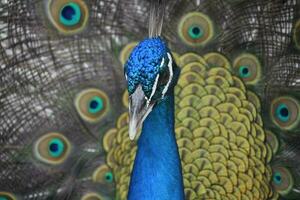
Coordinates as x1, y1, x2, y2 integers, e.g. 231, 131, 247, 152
128, 92, 185, 200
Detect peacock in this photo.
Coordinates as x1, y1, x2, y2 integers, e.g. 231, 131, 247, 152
0, 0, 300, 200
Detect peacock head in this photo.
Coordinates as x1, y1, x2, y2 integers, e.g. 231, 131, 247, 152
124, 37, 180, 140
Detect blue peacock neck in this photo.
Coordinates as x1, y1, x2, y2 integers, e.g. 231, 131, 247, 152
128, 91, 185, 200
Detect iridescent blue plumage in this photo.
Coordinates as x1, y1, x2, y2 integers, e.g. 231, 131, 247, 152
128, 94, 185, 200
125, 37, 169, 97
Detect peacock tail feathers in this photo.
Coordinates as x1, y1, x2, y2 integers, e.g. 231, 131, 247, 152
1, 0, 300, 199
0, 0, 125, 199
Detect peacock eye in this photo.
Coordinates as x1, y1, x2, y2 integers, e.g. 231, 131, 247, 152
75, 88, 109, 123
272, 167, 294, 196
48, 138, 65, 158
47, 0, 89, 34
275, 104, 290, 122
178, 12, 214, 46
34, 132, 71, 165
88, 96, 104, 114
0, 192, 15, 200
92, 165, 114, 184
188, 25, 204, 39
238, 65, 251, 78
233, 53, 261, 84
104, 172, 114, 183
59, 3, 81, 26
273, 172, 283, 185
270, 96, 299, 130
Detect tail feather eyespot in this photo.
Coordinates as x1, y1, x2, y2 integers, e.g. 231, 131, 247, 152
47, 0, 89, 34
34, 132, 71, 165
178, 12, 214, 47
75, 88, 109, 123
270, 96, 299, 130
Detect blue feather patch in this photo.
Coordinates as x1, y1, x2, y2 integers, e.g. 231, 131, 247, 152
125, 37, 169, 97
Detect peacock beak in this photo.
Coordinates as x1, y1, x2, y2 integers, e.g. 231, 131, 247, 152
128, 85, 154, 140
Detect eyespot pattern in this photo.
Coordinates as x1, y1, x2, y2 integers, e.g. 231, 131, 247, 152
93, 165, 114, 184
270, 96, 299, 130
34, 132, 71, 165
233, 53, 261, 84
238, 65, 251, 78
60, 3, 81, 26
75, 88, 109, 123
188, 25, 204, 39
272, 167, 294, 196
47, 0, 89, 35
178, 12, 214, 47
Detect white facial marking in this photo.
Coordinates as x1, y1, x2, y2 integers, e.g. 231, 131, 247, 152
162, 53, 173, 98
147, 74, 160, 107
159, 57, 165, 69
145, 58, 165, 107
